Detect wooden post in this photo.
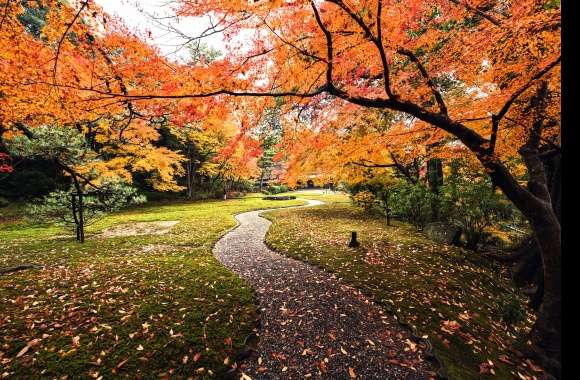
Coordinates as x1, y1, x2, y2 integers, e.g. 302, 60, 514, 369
348, 231, 360, 248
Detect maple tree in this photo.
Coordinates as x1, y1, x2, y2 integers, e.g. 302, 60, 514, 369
0, 0, 561, 375
169, 1, 561, 372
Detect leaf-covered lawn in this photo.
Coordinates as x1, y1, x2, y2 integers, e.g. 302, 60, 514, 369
264, 199, 542, 380
0, 196, 304, 379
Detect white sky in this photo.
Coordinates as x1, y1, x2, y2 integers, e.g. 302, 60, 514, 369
94, 0, 228, 62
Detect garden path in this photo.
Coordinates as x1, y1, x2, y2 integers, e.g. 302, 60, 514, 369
213, 199, 435, 379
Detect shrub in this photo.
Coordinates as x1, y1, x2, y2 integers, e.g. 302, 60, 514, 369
440, 177, 512, 250
266, 184, 289, 194
25, 180, 146, 240
388, 182, 436, 230
498, 296, 526, 326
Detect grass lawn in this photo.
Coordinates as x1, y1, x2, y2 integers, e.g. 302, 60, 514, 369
264, 193, 541, 380
0, 195, 304, 379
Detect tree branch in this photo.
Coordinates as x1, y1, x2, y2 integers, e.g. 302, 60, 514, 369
447, 0, 502, 26
311, 2, 334, 88
397, 48, 448, 115
489, 55, 561, 154
53, 1, 89, 84
326, 0, 394, 98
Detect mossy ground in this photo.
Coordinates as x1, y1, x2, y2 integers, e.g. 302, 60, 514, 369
265, 193, 541, 380
0, 195, 304, 379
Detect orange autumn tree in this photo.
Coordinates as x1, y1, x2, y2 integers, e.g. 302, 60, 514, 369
279, 102, 447, 187
172, 106, 263, 197
0, 0, 189, 192
3, 0, 561, 373
279, 106, 396, 186
169, 0, 560, 373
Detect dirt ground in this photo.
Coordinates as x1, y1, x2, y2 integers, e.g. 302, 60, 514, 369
101, 220, 179, 238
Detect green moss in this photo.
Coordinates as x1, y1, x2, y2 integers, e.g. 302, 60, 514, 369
0, 196, 304, 379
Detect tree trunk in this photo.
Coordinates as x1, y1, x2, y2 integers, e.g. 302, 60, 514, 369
186, 144, 194, 199
78, 190, 85, 243
70, 174, 85, 243
527, 207, 561, 376
71, 194, 80, 242
427, 158, 443, 192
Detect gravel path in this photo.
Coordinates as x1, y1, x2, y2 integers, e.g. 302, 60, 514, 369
213, 200, 435, 379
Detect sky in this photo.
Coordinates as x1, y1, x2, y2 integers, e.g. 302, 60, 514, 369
94, 0, 227, 61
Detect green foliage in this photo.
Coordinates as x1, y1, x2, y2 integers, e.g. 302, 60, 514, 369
264, 184, 289, 195
440, 162, 513, 250
6, 125, 90, 166
186, 41, 222, 65
256, 103, 284, 186
542, 0, 560, 10
26, 180, 146, 230
348, 160, 518, 247
388, 182, 437, 230
17, 1, 49, 39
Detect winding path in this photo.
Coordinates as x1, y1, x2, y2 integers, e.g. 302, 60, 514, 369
213, 200, 435, 379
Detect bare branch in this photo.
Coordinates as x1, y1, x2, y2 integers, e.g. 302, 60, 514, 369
261, 18, 327, 64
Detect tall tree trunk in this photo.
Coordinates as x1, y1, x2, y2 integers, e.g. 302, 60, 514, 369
259, 172, 265, 191
427, 158, 443, 192
71, 193, 80, 242
512, 153, 560, 309
427, 158, 443, 220
526, 206, 561, 376
477, 82, 560, 376
186, 144, 194, 199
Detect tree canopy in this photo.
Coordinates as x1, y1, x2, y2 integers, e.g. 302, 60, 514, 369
0, 0, 561, 376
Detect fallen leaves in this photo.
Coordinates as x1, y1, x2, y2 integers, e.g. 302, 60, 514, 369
479, 359, 496, 375
404, 339, 417, 352
15, 346, 29, 358
1, 199, 300, 378
440, 320, 461, 335
348, 367, 357, 378
265, 203, 541, 379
